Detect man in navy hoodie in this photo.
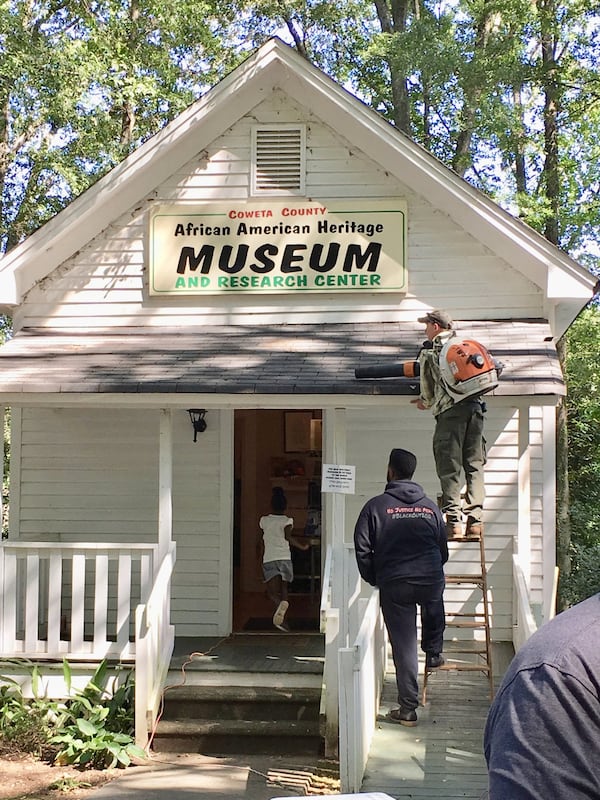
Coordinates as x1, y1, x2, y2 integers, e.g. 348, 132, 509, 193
354, 448, 448, 726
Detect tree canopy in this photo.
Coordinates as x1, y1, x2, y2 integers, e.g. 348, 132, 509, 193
1, 0, 599, 259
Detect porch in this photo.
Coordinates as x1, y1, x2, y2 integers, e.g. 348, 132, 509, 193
0, 539, 536, 793
154, 634, 510, 800
361, 644, 513, 799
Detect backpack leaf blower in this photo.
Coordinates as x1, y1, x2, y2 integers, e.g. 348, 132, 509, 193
355, 336, 501, 401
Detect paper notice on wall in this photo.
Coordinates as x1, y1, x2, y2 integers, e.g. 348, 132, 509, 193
321, 464, 356, 495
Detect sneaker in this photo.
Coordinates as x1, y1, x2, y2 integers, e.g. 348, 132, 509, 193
446, 521, 463, 539
465, 519, 483, 538
426, 653, 445, 670
273, 600, 289, 629
274, 620, 290, 632
388, 707, 418, 727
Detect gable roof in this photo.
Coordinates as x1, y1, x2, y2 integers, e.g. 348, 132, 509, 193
0, 38, 594, 337
0, 321, 564, 402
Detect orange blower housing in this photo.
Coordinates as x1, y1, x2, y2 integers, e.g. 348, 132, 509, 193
439, 338, 499, 400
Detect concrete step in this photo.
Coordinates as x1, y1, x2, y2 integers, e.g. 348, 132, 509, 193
161, 685, 321, 721
154, 682, 324, 756
153, 718, 322, 755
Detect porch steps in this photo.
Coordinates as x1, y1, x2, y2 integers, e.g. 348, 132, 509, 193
152, 681, 323, 756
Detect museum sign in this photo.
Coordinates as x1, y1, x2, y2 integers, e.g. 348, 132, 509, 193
149, 199, 407, 295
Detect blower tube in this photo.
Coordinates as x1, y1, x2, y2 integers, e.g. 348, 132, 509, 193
354, 361, 420, 379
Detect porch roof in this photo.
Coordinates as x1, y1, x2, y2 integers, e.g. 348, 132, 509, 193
0, 319, 563, 399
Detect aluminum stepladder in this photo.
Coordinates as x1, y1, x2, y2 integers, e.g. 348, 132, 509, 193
422, 528, 494, 704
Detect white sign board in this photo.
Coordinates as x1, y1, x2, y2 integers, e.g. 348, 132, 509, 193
149, 199, 407, 296
322, 464, 356, 495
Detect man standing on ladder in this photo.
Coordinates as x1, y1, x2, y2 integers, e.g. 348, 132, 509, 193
412, 309, 487, 540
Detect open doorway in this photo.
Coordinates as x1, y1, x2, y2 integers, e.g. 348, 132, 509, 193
233, 409, 322, 633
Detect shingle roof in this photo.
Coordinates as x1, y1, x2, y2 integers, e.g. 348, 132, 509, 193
0, 320, 564, 397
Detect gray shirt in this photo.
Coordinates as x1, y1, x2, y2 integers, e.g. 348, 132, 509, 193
484, 593, 600, 799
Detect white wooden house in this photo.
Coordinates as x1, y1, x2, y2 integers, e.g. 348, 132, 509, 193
0, 38, 594, 762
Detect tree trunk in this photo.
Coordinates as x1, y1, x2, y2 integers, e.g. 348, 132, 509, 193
373, 0, 411, 134
512, 85, 528, 196
451, 0, 495, 176
538, 0, 560, 245
120, 0, 140, 148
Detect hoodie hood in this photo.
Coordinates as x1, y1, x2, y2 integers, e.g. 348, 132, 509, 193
384, 480, 427, 504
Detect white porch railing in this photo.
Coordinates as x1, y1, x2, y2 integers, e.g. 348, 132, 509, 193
320, 542, 340, 757
339, 587, 386, 794
512, 554, 538, 651
320, 541, 387, 793
0, 541, 155, 660
135, 541, 176, 747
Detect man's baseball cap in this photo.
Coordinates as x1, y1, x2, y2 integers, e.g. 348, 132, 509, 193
417, 309, 453, 329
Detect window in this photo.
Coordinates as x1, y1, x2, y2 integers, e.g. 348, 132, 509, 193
251, 124, 306, 195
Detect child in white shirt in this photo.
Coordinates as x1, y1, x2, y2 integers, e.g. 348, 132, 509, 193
258, 486, 309, 631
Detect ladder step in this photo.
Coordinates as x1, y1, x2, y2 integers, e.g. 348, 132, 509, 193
444, 645, 488, 654
446, 620, 487, 629
446, 575, 484, 584
433, 663, 491, 673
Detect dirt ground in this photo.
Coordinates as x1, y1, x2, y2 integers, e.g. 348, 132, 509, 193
0, 755, 120, 800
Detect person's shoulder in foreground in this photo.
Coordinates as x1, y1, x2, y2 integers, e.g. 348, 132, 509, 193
484, 592, 600, 800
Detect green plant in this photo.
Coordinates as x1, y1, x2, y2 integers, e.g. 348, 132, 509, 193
49, 776, 92, 792
0, 663, 55, 758
50, 660, 146, 769
0, 658, 145, 769
559, 542, 600, 607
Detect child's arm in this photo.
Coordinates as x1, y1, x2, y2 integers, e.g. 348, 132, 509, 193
285, 525, 310, 550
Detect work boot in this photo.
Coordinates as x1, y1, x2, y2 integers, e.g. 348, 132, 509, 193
388, 706, 418, 727
446, 521, 463, 539
465, 518, 483, 538
425, 653, 445, 670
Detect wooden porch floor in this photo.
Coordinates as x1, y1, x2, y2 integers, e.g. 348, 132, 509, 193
169, 633, 325, 677
360, 643, 514, 800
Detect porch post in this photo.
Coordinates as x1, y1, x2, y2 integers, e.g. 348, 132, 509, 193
324, 407, 347, 627
542, 405, 557, 621
322, 407, 347, 758
517, 404, 532, 587
158, 408, 173, 565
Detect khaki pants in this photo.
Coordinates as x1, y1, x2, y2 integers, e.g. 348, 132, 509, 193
433, 400, 486, 524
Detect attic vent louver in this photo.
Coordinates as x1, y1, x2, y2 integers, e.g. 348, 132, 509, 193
251, 125, 306, 195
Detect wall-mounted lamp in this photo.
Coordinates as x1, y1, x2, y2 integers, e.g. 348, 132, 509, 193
187, 409, 207, 442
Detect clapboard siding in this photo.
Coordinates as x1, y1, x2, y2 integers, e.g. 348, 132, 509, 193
13, 407, 227, 634
15, 95, 542, 331
345, 402, 545, 641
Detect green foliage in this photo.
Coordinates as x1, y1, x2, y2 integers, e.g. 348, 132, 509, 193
0, 659, 144, 769
561, 305, 600, 604
1, 0, 599, 258
564, 307, 600, 547
51, 660, 146, 769
0, 684, 55, 757
560, 542, 600, 606
0, 661, 55, 758
0, 1, 246, 250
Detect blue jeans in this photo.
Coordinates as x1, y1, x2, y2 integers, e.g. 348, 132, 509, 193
379, 578, 445, 710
